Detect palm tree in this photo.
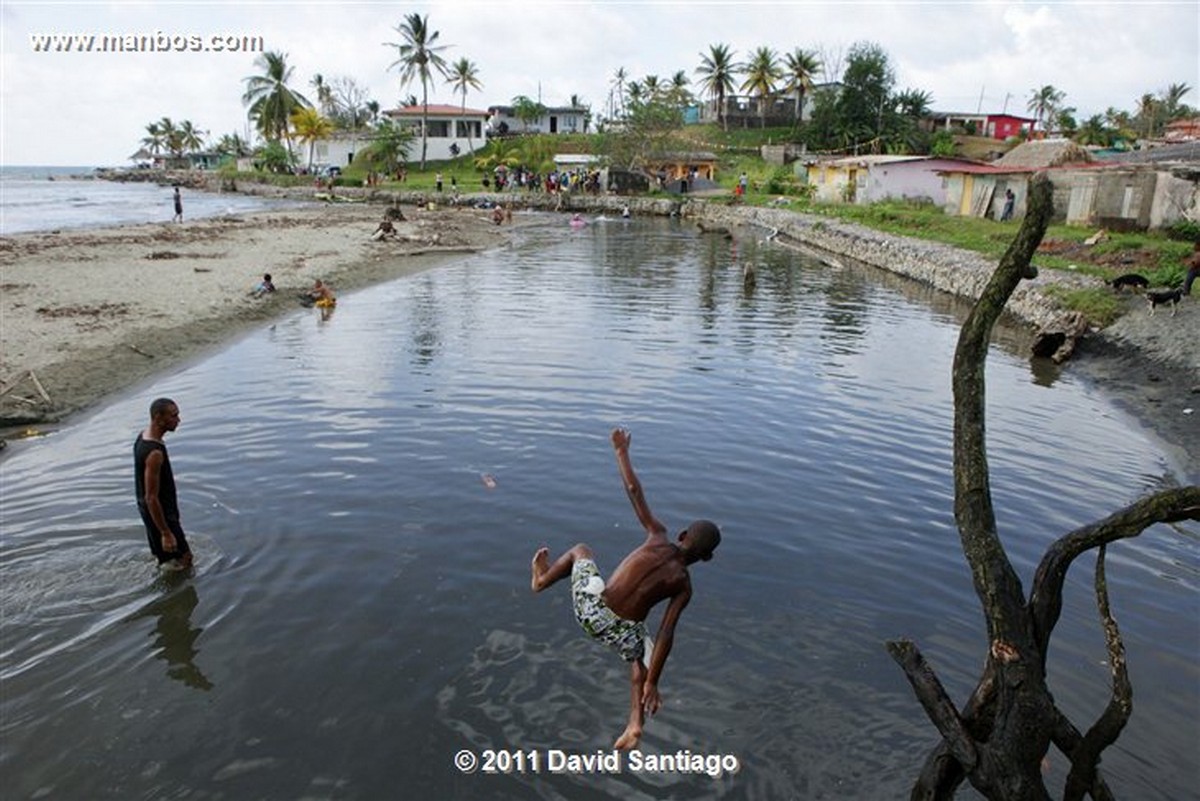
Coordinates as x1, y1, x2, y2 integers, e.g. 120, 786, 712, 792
215, 132, 252, 159
781, 48, 821, 123
1136, 93, 1161, 139
740, 46, 782, 129
668, 70, 693, 109
610, 67, 628, 119
1161, 81, 1192, 119
291, 107, 335, 171
385, 12, 450, 170
177, 120, 206, 155
696, 43, 737, 130
1074, 114, 1112, 147
511, 95, 546, 132
141, 121, 166, 156
447, 57, 483, 155
156, 117, 184, 157
1026, 84, 1065, 135
310, 73, 335, 115
894, 89, 933, 120
626, 81, 644, 106
366, 100, 381, 126
643, 74, 662, 101
242, 51, 312, 148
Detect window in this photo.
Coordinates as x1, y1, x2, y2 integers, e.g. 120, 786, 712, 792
426, 120, 450, 138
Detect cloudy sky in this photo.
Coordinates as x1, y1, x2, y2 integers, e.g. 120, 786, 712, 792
2, 0, 1197, 166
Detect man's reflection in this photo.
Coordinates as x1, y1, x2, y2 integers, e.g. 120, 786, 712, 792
141, 583, 212, 691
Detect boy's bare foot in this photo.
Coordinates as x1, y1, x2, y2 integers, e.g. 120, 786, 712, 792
531, 547, 550, 592
614, 725, 642, 751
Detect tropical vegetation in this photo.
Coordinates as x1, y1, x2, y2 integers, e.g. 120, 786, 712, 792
385, 12, 449, 170
135, 17, 1195, 198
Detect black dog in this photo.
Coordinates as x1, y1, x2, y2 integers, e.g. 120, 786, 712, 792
1109, 273, 1149, 292
1146, 288, 1183, 316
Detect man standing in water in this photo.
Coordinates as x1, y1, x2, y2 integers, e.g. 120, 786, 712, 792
134, 397, 193, 570
531, 428, 720, 749
172, 185, 183, 223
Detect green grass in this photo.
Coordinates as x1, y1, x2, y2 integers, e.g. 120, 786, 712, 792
1042, 286, 1122, 327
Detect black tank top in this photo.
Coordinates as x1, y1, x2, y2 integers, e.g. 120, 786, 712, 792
134, 434, 179, 521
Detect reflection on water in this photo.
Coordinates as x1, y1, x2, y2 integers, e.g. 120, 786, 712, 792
132, 582, 213, 691
1, 216, 1195, 800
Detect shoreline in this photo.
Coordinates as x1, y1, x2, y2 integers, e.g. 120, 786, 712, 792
2, 186, 1196, 477
0, 201, 514, 430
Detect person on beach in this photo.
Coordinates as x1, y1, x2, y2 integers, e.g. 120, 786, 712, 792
371, 220, 398, 241
530, 428, 721, 750
251, 273, 275, 297
134, 398, 193, 571
302, 278, 336, 308
172, 186, 183, 223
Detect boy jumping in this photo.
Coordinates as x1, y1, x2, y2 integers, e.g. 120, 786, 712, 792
531, 428, 720, 749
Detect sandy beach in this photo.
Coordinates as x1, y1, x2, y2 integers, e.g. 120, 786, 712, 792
0, 201, 511, 428
2, 195, 1196, 475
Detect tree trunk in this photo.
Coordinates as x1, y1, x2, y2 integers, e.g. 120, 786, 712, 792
887, 172, 1200, 800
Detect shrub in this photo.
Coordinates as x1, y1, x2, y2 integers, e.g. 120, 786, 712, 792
1165, 218, 1200, 243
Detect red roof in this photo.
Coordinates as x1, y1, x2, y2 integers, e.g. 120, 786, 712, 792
385, 104, 490, 117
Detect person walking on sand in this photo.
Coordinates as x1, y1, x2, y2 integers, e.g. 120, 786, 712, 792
134, 398, 193, 571
531, 428, 721, 750
172, 185, 183, 223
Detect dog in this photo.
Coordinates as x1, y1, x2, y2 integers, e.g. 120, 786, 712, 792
1146, 288, 1183, 316
1108, 273, 1149, 292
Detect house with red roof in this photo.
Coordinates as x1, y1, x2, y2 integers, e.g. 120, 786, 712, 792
926, 112, 1036, 140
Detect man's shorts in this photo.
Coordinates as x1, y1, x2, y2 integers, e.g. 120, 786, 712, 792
571, 558, 647, 662
138, 509, 191, 564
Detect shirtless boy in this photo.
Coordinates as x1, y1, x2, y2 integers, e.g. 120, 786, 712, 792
531, 428, 720, 749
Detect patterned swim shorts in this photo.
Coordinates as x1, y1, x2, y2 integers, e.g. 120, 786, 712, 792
571, 559, 647, 662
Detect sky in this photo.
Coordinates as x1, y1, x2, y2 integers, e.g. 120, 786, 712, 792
2, 0, 1197, 166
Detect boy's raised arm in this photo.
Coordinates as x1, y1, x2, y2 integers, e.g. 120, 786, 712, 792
611, 428, 667, 535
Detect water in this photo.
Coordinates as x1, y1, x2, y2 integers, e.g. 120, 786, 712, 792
0, 166, 304, 235
1, 218, 1196, 800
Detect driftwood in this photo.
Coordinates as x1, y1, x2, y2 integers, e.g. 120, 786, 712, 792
887, 173, 1200, 800
0, 370, 52, 405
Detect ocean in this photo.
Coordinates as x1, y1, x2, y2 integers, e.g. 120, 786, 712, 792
0, 165, 305, 235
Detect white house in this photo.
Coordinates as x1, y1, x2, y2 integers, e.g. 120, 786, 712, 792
306, 131, 373, 170
382, 104, 490, 161
487, 105, 589, 136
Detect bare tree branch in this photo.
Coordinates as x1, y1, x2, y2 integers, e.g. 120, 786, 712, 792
887, 640, 979, 771
1029, 486, 1200, 655
1063, 545, 1133, 801
951, 173, 1052, 646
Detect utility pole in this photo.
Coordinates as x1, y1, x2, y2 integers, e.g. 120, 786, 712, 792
976, 85, 985, 113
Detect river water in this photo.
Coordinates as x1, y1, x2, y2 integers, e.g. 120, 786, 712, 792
1, 216, 1196, 800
